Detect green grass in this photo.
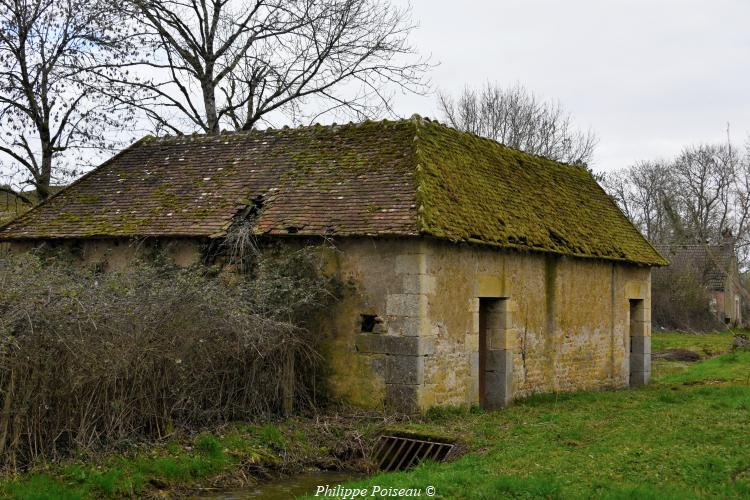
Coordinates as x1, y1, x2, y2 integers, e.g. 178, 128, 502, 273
294, 330, 747, 499
5, 331, 750, 499
651, 329, 739, 381
0, 423, 294, 499
333, 344, 750, 499
652, 330, 737, 355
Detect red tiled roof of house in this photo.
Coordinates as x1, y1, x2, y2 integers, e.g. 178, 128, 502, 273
653, 244, 734, 290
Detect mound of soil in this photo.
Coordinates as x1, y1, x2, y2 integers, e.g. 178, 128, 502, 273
733, 334, 750, 351
652, 348, 701, 362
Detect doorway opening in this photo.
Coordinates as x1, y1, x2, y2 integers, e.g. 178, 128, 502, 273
628, 298, 649, 387
478, 297, 511, 409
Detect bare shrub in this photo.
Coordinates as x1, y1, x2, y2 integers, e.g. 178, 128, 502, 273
0, 243, 338, 469
652, 262, 721, 331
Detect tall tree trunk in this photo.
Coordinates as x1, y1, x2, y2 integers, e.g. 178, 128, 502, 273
36, 132, 53, 201
201, 77, 219, 135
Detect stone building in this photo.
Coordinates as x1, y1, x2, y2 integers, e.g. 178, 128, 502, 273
0, 116, 667, 412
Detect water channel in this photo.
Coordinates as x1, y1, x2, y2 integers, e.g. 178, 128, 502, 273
195, 471, 362, 499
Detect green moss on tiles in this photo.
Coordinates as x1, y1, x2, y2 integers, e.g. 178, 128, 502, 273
0, 117, 667, 267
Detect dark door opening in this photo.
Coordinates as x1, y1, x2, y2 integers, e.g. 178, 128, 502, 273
479, 298, 488, 408
628, 298, 649, 387
478, 297, 511, 409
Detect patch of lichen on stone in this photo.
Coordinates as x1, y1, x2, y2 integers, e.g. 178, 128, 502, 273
411, 118, 667, 266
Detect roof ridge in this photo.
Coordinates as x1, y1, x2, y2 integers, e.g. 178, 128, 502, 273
140, 116, 585, 172
143, 117, 422, 145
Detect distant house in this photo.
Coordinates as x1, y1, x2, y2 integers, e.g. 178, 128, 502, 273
654, 241, 743, 326
0, 116, 667, 412
0, 186, 63, 225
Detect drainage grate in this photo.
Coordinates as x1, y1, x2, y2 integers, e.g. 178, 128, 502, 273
373, 435, 454, 472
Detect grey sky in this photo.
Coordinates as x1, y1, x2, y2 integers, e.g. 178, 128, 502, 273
393, 0, 750, 173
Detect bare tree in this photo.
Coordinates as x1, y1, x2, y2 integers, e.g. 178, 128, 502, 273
438, 83, 597, 166
117, 0, 428, 135
0, 0, 136, 202
605, 140, 750, 254
605, 136, 750, 330
672, 144, 736, 243
602, 161, 674, 243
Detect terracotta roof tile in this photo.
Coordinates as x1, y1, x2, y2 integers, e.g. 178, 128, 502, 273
0, 117, 666, 266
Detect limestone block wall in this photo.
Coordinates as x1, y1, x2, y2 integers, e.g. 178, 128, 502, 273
418, 239, 652, 407
271, 236, 653, 412
322, 238, 433, 412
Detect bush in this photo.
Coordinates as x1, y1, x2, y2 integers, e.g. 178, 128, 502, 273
0, 243, 338, 468
652, 261, 721, 331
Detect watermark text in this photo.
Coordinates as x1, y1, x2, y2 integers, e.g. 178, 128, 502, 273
314, 484, 436, 498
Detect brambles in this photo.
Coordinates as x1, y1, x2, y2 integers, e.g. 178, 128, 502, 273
0, 243, 338, 469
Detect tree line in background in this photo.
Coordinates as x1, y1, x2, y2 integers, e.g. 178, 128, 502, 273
602, 138, 750, 258
603, 137, 750, 330
0, 0, 428, 201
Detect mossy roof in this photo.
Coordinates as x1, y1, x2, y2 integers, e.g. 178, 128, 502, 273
0, 116, 667, 266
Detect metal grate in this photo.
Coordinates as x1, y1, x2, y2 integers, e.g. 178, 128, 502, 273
373, 435, 454, 472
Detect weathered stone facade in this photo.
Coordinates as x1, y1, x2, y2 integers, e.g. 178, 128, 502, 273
320, 237, 652, 412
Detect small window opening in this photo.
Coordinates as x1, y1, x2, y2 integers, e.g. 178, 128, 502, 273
360, 314, 380, 333
285, 226, 299, 234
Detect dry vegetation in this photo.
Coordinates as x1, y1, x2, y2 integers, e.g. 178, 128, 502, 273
0, 243, 340, 469
651, 257, 721, 331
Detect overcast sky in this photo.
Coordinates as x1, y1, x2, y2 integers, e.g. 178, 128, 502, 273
393, 0, 750, 173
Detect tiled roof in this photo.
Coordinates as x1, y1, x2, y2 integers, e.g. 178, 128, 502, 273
0, 117, 667, 266
653, 244, 734, 290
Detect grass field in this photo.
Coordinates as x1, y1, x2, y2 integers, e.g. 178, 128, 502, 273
651, 330, 735, 356
336, 330, 749, 499
3, 330, 749, 499
651, 330, 740, 381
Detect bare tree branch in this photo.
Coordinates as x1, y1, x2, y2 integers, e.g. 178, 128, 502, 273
603, 138, 750, 269
123, 0, 429, 134
0, 0, 138, 200
438, 82, 597, 167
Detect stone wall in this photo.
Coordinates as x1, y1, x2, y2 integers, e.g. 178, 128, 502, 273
324, 238, 652, 411
416, 240, 651, 407
321, 238, 429, 411
6, 238, 203, 270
